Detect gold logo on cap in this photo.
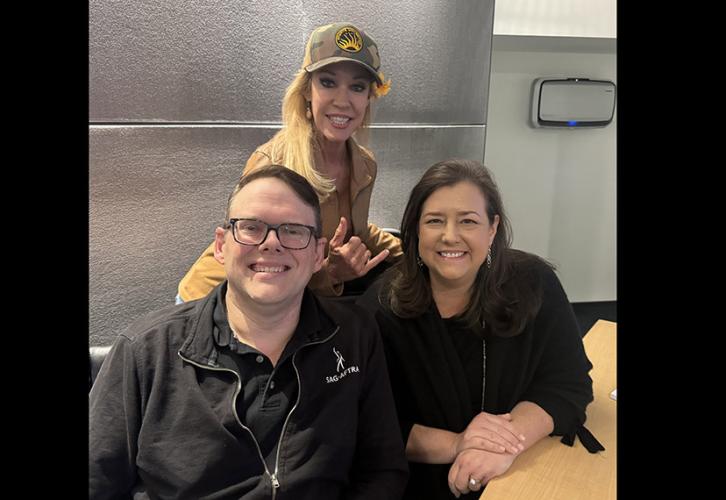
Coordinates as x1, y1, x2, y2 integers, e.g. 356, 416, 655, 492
335, 27, 363, 53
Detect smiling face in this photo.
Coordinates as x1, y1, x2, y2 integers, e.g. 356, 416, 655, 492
308, 61, 372, 144
214, 177, 326, 309
418, 181, 499, 292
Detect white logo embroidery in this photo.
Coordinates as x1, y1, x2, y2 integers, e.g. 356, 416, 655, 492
333, 347, 345, 372
326, 346, 360, 384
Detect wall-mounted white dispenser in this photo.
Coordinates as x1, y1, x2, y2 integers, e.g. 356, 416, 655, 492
531, 77, 616, 128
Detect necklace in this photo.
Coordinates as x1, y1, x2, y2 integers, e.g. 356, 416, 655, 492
481, 320, 487, 412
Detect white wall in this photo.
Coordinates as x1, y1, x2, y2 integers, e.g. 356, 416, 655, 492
493, 0, 616, 38
484, 43, 616, 302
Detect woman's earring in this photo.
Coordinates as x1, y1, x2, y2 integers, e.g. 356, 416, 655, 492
416, 256, 424, 268
486, 247, 492, 269
305, 101, 312, 120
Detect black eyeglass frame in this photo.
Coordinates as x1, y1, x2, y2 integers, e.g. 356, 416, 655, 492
227, 218, 318, 250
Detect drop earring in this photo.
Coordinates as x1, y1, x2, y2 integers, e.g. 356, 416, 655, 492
305, 101, 312, 120
417, 256, 424, 268
486, 247, 492, 269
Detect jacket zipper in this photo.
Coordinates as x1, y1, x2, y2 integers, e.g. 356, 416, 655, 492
178, 324, 340, 499
269, 326, 340, 496
178, 353, 275, 496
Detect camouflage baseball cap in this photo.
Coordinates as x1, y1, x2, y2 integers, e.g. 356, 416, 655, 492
303, 22, 383, 85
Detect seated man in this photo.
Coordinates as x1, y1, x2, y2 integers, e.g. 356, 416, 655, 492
89, 165, 408, 499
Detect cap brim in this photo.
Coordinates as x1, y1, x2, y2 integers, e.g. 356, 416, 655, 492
305, 57, 382, 85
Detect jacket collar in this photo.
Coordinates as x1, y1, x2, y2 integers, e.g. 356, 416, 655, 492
312, 136, 374, 202
179, 282, 336, 366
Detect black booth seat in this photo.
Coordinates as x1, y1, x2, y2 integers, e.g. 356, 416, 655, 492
89, 345, 112, 391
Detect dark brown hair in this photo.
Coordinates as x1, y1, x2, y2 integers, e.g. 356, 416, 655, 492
384, 159, 552, 337
224, 164, 322, 237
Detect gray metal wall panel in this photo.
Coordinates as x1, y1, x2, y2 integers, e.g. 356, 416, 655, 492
89, 0, 495, 346
367, 127, 486, 230
90, 0, 494, 124
89, 126, 276, 346
89, 125, 485, 346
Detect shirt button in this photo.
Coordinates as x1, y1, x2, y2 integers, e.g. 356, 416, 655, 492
269, 380, 275, 389
255, 355, 264, 364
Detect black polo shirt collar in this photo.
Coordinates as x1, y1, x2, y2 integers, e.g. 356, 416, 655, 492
211, 282, 333, 358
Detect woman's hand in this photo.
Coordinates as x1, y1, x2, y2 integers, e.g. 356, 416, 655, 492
447, 448, 517, 498
325, 217, 389, 283
454, 412, 526, 456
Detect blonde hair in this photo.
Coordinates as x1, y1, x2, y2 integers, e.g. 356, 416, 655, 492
268, 68, 375, 197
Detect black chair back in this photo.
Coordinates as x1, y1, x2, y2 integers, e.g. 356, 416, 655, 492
89, 346, 112, 391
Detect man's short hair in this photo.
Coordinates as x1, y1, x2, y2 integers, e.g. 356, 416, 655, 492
224, 165, 322, 237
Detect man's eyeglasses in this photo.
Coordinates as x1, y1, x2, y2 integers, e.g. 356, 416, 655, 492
227, 218, 317, 250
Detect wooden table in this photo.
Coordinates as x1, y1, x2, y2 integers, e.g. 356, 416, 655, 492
481, 320, 617, 499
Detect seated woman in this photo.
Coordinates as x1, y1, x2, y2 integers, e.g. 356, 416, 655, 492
178, 22, 401, 302
358, 159, 599, 499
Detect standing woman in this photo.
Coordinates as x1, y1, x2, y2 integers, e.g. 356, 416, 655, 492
359, 159, 601, 499
178, 22, 401, 301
